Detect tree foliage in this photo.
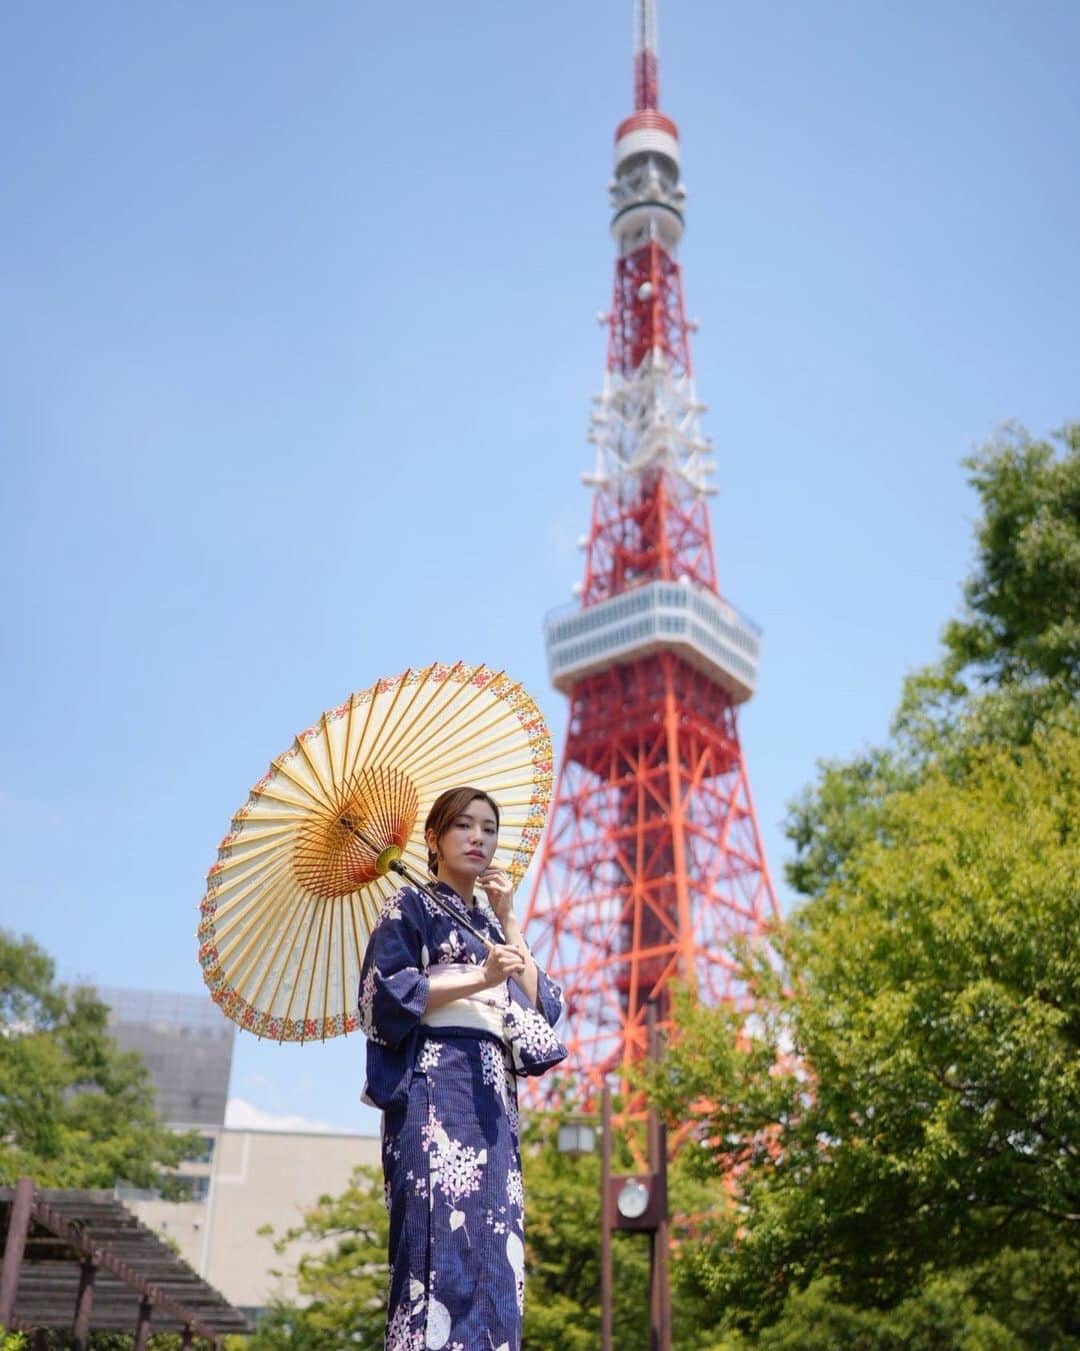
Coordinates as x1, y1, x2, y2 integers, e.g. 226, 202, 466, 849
38, 1334, 214, 1349
943, 423, 1079, 692
650, 749, 1079, 1342
243, 1164, 388, 1349
243, 1114, 731, 1349
0, 931, 198, 1189
643, 425, 1080, 1344
788, 423, 1079, 902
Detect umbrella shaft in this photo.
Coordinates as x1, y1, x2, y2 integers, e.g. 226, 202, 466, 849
386, 861, 536, 1003
343, 821, 495, 949
343, 823, 535, 1002
388, 859, 495, 950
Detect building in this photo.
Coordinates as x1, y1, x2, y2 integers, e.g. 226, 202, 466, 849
102, 987, 379, 1317
121, 1124, 380, 1318
101, 987, 234, 1128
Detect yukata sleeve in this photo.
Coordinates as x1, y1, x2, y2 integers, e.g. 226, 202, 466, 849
533, 964, 565, 1029
357, 889, 430, 1048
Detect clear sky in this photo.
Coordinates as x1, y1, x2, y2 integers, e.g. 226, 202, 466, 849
4, 1, 1078, 1134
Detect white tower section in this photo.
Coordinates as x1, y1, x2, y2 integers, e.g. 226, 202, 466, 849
585, 11, 713, 502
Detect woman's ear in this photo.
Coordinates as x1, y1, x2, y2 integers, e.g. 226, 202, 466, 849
425, 827, 439, 855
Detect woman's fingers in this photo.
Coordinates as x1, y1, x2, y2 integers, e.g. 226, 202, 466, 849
480, 868, 514, 899
484, 944, 525, 985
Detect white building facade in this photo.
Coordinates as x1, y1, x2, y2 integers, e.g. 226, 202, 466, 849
123, 1125, 381, 1316
102, 987, 381, 1316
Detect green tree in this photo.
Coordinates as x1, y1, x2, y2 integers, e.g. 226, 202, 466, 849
943, 423, 1079, 693
648, 728, 1079, 1342
521, 1110, 729, 1350
243, 1164, 388, 1349
231, 1306, 341, 1351
643, 424, 1080, 1343
4, 1326, 213, 1348
706, 1271, 1024, 1351
789, 423, 1079, 902
0, 931, 199, 1190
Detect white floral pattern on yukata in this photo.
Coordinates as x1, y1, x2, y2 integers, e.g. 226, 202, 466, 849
359, 882, 565, 1351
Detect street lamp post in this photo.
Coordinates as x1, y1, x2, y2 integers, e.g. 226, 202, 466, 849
601, 1081, 614, 1351
600, 1001, 671, 1351
557, 1121, 597, 1156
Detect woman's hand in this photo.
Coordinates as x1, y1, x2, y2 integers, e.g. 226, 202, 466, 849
479, 867, 542, 1005
478, 866, 516, 924
478, 867, 542, 1004
482, 942, 526, 989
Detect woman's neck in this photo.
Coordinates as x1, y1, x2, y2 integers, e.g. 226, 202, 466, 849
434, 868, 474, 903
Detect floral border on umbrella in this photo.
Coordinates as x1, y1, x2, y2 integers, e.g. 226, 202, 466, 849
197, 662, 553, 1042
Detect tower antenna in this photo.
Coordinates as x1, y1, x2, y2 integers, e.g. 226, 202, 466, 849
634, 0, 660, 110
524, 0, 779, 1109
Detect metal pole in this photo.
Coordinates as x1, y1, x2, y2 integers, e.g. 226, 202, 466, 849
600, 1083, 614, 1351
346, 830, 496, 949
647, 1004, 671, 1351
0, 1176, 34, 1329
73, 1257, 96, 1349
181, 1325, 194, 1348
134, 1296, 152, 1351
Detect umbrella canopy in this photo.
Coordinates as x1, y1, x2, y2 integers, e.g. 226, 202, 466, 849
198, 662, 552, 1041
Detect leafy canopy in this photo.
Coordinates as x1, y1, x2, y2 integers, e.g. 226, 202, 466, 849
643, 424, 1080, 1344
943, 423, 1079, 692
788, 423, 1079, 902
0, 930, 198, 1189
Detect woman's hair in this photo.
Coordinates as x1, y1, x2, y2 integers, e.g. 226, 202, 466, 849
424, 786, 501, 876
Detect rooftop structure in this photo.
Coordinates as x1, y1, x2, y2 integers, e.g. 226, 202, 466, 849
100, 987, 234, 1128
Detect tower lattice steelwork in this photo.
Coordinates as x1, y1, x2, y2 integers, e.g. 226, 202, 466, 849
523, 0, 779, 1104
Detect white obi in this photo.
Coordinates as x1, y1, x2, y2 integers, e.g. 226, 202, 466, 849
421, 963, 509, 1042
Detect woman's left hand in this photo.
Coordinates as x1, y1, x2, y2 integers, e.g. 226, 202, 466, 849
478, 866, 515, 923
479, 865, 539, 1003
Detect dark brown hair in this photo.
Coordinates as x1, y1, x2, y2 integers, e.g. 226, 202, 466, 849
424, 786, 500, 876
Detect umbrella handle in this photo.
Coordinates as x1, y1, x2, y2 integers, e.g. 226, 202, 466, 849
344, 822, 496, 949
386, 860, 542, 1006
381, 857, 540, 1003
386, 857, 495, 951
348, 825, 533, 996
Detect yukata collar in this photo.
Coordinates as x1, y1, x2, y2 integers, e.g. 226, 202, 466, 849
430, 878, 493, 921
429, 875, 486, 918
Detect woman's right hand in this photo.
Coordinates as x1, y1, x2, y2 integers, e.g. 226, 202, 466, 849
482, 943, 525, 989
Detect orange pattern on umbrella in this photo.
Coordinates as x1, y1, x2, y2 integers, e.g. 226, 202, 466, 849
197, 662, 552, 1042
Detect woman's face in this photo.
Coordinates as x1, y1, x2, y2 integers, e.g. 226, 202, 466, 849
429, 798, 499, 879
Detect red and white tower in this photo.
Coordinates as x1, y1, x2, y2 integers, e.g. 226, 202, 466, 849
524, 0, 779, 1104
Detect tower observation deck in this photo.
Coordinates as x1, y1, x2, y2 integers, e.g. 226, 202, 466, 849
523, 0, 779, 1102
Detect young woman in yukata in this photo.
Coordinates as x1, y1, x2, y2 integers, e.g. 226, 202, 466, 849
358, 785, 565, 1351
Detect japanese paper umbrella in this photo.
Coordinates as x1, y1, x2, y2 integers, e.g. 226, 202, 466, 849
197, 662, 552, 1041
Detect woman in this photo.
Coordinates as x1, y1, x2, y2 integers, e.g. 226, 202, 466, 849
358, 785, 566, 1351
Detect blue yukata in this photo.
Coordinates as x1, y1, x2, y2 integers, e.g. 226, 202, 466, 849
358, 881, 565, 1351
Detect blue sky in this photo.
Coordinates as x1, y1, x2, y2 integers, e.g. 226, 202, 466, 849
4, 1, 1077, 1133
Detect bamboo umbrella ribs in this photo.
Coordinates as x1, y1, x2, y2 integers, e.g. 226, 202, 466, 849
197, 662, 553, 1042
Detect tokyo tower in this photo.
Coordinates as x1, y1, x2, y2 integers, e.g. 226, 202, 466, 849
523, 0, 780, 1104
